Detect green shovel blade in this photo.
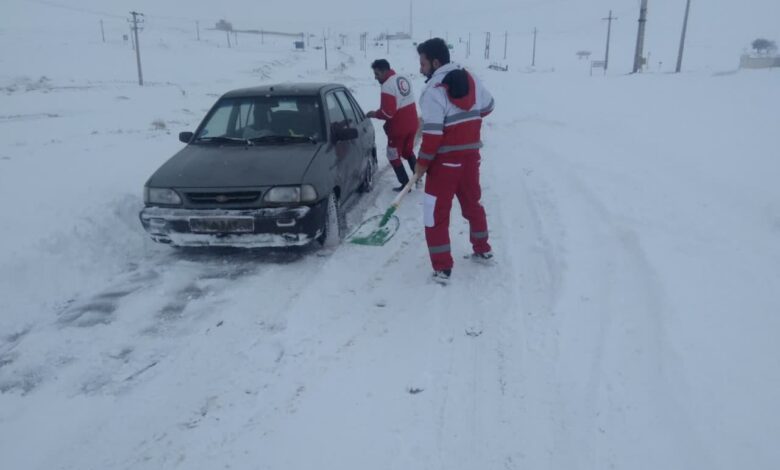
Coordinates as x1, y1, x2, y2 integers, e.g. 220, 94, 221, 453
348, 209, 400, 246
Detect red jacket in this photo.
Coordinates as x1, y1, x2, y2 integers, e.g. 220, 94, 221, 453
373, 70, 419, 137
417, 63, 494, 167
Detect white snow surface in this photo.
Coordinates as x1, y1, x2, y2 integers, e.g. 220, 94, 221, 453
1, 1, 779, 469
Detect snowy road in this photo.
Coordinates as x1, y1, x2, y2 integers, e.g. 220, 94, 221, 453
2, 4, 780, 468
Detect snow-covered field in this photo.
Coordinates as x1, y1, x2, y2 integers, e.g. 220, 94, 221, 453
2, 1, 779, 469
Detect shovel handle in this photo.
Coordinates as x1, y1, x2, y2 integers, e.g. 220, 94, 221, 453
377, 173, 420, 227
390, 172, 420, 209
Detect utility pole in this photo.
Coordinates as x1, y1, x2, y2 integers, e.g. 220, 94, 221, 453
386, 31, 390, 55
323, 34, 328, 70
602, 11, 617, 72
226, 30, 231, 48
633, 0, 649, 73
409, 0, 413, 37
532, 27, 537, 66
484, 32, 491, 59
676, 0, 692, 73
100, 20, 105, 43
234, 31, 238, 46
467, 32, 471, 58
129, 11, 144, 86
503, 31, 508, 60
196, 21, 200, 41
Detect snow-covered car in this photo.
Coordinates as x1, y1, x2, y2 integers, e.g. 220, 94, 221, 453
139, 83, 377, 248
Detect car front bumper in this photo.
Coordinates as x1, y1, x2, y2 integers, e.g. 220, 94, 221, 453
139, 201, 327, 248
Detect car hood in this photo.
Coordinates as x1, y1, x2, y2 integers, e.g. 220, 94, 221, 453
147, 143, 323, 188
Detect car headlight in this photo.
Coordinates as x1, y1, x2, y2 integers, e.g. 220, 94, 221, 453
145, 187, 182, 205
264, 185, 318, 204
300, 185, 318, 202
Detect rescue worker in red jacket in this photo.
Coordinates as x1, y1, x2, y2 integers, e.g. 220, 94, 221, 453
366, 59, 419, 191
413, 38, 495, 282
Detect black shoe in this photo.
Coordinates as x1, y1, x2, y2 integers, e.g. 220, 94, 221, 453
432, 269, 452, 284
392, 185, 405, 192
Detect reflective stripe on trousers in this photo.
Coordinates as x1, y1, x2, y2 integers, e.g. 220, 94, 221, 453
423, 153, 491, 271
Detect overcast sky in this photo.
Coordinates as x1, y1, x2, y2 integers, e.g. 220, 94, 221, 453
14, 0, 779, 37
8, 0, 780, 70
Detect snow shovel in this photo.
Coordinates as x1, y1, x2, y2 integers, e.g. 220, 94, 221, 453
348, 173, 420, 246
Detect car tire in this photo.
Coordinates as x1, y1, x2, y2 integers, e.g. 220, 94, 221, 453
358, 155, 377, 193
318, 192, 344, 247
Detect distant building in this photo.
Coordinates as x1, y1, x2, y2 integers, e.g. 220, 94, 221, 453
215, 20, 233, 32
740, 54, 780, 69
376, 32, 412, 41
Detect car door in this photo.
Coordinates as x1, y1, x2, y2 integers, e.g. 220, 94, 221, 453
339, 89, 375, 179
325, 90, 362, 196
324, 91, 357, 195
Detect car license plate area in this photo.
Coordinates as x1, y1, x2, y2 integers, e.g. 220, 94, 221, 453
189, 217, 254, 233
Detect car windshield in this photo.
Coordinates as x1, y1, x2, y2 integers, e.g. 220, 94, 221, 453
194, 95, 323, 144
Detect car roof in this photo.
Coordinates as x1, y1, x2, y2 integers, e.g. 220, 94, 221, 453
222, 83, 344, 98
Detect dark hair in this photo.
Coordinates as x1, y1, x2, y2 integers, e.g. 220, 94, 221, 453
371, 59, 391, 71
416, 38, 450, 65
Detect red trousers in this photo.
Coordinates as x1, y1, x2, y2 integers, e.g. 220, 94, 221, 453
386, 132, 416, 168
423, 152, 490, 271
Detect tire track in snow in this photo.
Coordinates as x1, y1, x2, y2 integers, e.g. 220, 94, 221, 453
520, 137, 713, 469
479, 130, 569, 469
1, 152, 395, 399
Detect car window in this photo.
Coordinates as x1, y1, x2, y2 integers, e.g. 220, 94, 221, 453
196, 96, 323, 142
265, 98, 322, 139
325, 93, 347, 126
345, 91, 366, 121
273, 99, 299, 112
334, 90, 358, 126
199, 104, 231, 138
235, 102, 254, 133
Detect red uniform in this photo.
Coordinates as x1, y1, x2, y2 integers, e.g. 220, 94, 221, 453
372, 70, 419, 171
417, 63, 495, 271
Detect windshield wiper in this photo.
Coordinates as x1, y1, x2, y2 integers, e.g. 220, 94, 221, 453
247, 135, 317, 144
194, 136, 249, 144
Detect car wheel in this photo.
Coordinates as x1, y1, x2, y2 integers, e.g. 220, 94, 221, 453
318, 192, 344, 247
359, 155, 377, 193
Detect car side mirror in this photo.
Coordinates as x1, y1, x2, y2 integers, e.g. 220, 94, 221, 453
334, 127, 358, 141
179, 131, 194, 143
